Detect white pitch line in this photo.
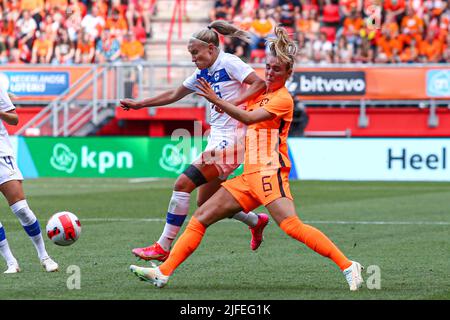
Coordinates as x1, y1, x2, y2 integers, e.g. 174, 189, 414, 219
128, 178, 164, 183
2, 218, 448, 225
304, 220, 450, 226
54, 218, 450, 226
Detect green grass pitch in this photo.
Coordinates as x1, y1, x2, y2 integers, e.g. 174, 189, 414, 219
0, 178, 449, 300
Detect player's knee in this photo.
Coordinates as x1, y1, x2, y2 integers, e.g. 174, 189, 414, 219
173, 175, 193, 192
181, 165, 208, 189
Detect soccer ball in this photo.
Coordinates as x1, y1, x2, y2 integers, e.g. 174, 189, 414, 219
46, 211, 81, 246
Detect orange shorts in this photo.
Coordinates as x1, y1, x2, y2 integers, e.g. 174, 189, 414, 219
222, 168, 293, 213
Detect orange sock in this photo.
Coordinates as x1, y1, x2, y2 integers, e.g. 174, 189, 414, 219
280, 215, 352, 271
159, 216, 206, 276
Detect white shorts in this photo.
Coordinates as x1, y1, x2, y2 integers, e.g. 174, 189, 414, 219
0, 155, 23, 186
193, 126, 246, 180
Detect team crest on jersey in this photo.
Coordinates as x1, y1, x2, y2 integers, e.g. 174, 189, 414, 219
259, 98, 269, 106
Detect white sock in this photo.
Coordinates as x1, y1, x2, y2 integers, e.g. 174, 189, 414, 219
232, 211, 259, 227
10, 200, 49, 260
157, 191, 191, 251
0, 223, 18, 266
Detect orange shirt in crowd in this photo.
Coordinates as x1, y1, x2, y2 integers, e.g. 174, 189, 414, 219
376, 35, 403, 58
77, 40, 94, 55
21, 0, 45, 11
46, 0, 68, 10
33, 38, 53, 57
121, 40, 144, 60
376, 36, 391, 56
401, 14, 424, 35
389, 37, 404, 53
400, 44, 419, 62
384, 21, 400, 37
3, 20, 15, 37
105, 17, 128, 34
344, 16, 364, 35
7, 1, 21, 12
419, 38, 444, 61
251, 19, 273, 37
297, 19, 311, 34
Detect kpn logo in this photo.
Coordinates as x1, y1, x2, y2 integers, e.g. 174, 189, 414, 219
50, 143, 133, 174
159, 144, 200, 174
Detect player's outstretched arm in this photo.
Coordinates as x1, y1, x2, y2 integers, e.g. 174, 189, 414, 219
196, 78, 272, 125
120, 85, 194, 111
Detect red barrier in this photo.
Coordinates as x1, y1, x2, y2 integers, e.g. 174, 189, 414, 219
306, 107, 450, 137
4, 107, 41, 135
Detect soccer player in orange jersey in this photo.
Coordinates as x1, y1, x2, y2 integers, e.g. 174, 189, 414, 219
130, 27, 364, 291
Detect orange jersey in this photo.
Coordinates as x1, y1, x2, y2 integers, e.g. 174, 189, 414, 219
344, 17, 364, 35
21, 0, 44, 11
46, 0, 68, 10
251, 19, 273, 36
121, 40, 144, 59
419, 39, 444, 61
401, 15, 424, 34
34, 38, 53, 57
243, 86, 293, 174
105, 17, 128, 33
77, 40, 94, 54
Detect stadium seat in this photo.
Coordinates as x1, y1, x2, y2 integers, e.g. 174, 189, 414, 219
320, 26, 337, 42
250, 48, 266, 63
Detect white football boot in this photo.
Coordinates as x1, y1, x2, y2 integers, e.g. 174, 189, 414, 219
41, 257, 59, 272
343, 261, 364, 291
4, 261, 21, 274
130, 264, 169, 288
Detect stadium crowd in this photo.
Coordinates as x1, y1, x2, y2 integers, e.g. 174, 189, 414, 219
213, 0, 450, 64
0, 0, 154, 64
0, 1, 449, 65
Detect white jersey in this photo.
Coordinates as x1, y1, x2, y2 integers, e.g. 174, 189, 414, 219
0, 87, 15, 157
183, 50, 254, 133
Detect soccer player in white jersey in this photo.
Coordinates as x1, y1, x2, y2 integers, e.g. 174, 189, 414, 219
0, 88, 58, 273
120, 20, 269, 262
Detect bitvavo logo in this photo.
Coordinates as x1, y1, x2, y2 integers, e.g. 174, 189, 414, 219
50, 143, 133, 174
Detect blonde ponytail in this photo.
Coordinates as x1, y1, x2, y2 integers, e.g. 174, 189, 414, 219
267, 27, 297, 70
208, 20, 252, 43
191, 20, 251, 47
